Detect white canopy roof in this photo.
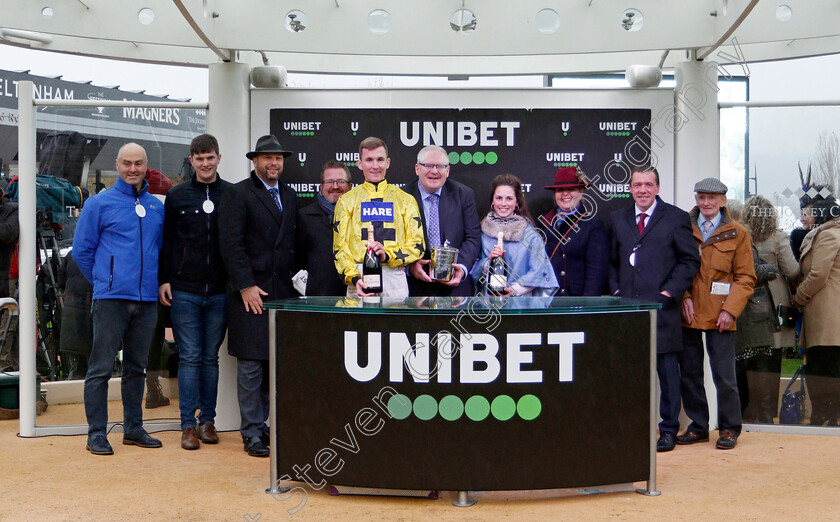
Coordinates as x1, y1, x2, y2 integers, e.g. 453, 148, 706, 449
1, 1, 838, 75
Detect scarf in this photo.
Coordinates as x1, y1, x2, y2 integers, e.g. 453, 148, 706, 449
317, 192, 335, 218
480, 211, 529, 242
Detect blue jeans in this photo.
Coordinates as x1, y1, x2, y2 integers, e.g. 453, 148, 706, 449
85, 299, 158, 437
170, 291, 227, 429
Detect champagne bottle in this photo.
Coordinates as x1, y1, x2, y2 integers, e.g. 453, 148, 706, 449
362, 224, 383, 293
487, 231, 508, 295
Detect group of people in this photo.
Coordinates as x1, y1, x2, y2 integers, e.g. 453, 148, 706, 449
72, 131, 839, 458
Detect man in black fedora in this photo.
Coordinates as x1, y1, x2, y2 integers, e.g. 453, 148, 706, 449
219, 134, 297, 457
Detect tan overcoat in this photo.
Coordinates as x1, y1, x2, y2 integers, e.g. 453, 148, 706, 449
793, 219, 840, 348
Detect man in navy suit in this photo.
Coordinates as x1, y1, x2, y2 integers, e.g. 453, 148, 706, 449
609, 165, 700, 452
406, 145, 481, 297
219, 135, 297, 458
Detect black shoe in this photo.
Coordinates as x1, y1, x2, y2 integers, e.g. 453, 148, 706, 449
244, 436, 270, 457
715, 429, 738, 450
123, 430, 163, 448
86, 435, 114, 455
676, 431, 709, 445
145, 379, 170, 409
657, 432, 676, 452
261, 432, 271, 447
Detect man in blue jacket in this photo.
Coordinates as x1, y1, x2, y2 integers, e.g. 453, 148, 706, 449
73, 142, 165, 455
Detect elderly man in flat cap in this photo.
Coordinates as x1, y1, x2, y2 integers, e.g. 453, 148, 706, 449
677, 177, 756, 450
219, 135, 297, 457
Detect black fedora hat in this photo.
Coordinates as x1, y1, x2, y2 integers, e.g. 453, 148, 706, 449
246, 135, 293, 159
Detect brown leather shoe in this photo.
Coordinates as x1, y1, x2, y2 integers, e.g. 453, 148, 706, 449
676, 430, 709, 445
716, 429, 738, 450
198, 422, 219, 444
181, 427, 200, 450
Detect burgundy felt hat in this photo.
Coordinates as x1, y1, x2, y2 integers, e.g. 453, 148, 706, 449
544, 166, 590, 190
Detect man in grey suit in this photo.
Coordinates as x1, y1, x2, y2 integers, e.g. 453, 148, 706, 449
406, 145, 481, 297
219, 135, 297, 457
609, 165, 700, 452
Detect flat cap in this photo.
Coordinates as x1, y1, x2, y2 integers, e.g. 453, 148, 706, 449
693, 177, 728, 194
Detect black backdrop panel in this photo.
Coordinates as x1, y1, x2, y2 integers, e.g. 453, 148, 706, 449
269, 108, 651, 221
274, 310, 652, 491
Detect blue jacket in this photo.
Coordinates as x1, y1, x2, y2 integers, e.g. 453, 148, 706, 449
73, 177, 164, 302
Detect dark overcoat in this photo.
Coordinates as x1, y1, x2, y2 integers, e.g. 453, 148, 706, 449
219, 172, 296, 360
405, 180, 481, 297
295, 201, 346, 296
609, 196, 700, 353
538, 207, 609, 296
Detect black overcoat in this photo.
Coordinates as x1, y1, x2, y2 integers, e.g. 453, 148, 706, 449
219, 172, 296, 360
295, 201, 346, 296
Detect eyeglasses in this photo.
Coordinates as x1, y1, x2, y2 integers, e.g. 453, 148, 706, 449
322, 180, 349, 186
418, 162, 450, 170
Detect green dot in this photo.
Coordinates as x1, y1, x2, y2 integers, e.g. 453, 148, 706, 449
413, 394, 438, 421
485, 152, 498, 165
472, 151, 486, 165
448, 151, 460, 165
300, 163, 304, 167
439, 395, 464, 421
353, 131, 357, 136
465, 395, 490, 421
491, 395, 516, 421
388, 394, 412, 420
517, 394, 542, 420
460, 151, 473, 165
563, 132, 568, 136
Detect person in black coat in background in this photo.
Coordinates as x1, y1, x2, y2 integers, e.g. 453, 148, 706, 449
219, 135, 297, 458
296, 161, 353, 296
406, 145, 481, 298
609, 165, 700, 453
537, 166, 608, 296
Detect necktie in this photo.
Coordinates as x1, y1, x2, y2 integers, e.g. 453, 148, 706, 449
702, 220, 712, 237
637, 212, 647, 235
268, 187, 283, 213
428, 193, 441, 248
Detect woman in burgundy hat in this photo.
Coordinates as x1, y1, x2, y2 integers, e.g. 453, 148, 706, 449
537, 166, 609, 296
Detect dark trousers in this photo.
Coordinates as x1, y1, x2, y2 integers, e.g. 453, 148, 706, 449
237, 358, 270, 439
805, 345, 840, 425
84, 300, 158, 437
736, 349, 782, 423
679, 327, 742, 435
657, 352, 682, 435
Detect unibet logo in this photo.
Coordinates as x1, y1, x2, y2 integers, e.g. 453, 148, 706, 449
386, 393, 542, 422
343, 331, 584, 384
400, 121, 520, 148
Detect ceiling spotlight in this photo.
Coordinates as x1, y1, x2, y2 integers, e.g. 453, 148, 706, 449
450, 9, 477, 33
285, 11, 307, 33
621, 9, 643, 31
289, 14, 305, 32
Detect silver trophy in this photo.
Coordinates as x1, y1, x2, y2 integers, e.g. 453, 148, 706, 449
430, 240, 460, 282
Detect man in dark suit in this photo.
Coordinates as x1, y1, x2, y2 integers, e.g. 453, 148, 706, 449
219, 135, 297, 457
296, 161, 353, 296
406, 145, 481, 297
609, 165, 700, 452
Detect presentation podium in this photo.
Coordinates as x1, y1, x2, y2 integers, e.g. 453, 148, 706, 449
266, 296, 661, 505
